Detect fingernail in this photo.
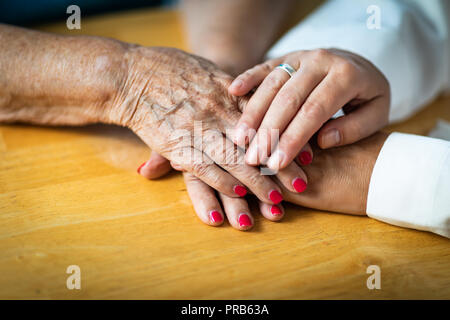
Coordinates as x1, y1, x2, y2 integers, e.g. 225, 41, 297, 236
292, 178, 307, 193
269, 189, 283, 204
267, 149, 286, 171
321, 128, 341, 148
298, 151, 312, 165
238, 213, 252, 227
210, 210, 223, 224
234, 123, 249, 145
137, 161, 148, 174
245, 144, 259, 165
270, 205, 283, 215
233, 185, 247, 197
230, 79, 243, 90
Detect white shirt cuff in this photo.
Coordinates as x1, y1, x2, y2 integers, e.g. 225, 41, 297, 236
267, 0, 449, 123
366, 132, 450, 238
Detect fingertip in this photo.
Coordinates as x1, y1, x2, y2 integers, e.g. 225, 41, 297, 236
258, 202, 284, 221
237, 213, 254, 231
268, 189, 283, 205
209, 210, 225, 226
298, 149, 313, 166
269, 205, 285, 221
138, 159, 172, 180
266, 149, 289, 172
318, 127, 342, 149
140, 159, 172, 179
233, 185, 248, 197
292, 177, 307, 193
270, 205, 284, 220
137, 161, 148, 175
228, 78, 248, 96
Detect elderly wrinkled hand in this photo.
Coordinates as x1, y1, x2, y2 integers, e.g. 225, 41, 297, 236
113, 46, 297, 204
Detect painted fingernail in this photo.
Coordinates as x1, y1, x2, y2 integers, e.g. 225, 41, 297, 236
234, 123, 249, 145
321, 128, 341, 148
238, 213, 252, 227
267, 149, 286, 171
270, 205, 283, 215
269, 189, 283, 204
210, 210, 223, 224
292, 178, 307, 193
137, 161, 148, 174
233, 185, 247, 197
298, 151, 312, 165
230, 79, 243, 90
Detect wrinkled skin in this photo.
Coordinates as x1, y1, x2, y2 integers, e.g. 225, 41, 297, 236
109, 47, 309, 204
119, 47, 241, 155
0, 23, 382, 231
0, 23, 308, 210
117, 48, 386, 229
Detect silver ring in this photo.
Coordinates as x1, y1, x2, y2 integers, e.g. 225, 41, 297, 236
275, 63, 296, 77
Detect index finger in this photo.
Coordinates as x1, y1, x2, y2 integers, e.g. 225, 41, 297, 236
266, 73, 357, 170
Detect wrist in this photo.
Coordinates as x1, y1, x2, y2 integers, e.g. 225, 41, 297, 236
0, 29, 131, 126
102, 45, 165, 128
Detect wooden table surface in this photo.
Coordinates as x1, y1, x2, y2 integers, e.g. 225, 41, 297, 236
1, 7, 449, 300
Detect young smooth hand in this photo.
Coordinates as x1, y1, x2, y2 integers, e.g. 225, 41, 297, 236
229, 49, 390, 171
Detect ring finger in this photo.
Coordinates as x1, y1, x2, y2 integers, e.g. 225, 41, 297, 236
247, 65, 325, 165
236, 65, 294, 149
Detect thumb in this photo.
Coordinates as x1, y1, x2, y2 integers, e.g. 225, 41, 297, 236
317, 98, 389, 149
137, 151, 172, 179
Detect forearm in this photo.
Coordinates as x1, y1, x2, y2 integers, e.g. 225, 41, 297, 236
181, 0, 293, 75
0, 24, 129, 125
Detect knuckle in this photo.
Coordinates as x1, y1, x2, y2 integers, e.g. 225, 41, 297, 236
209, 170, 222, 186
228, 161, 261, 186
191, 161, 212, 178
312, 48, 330, 60
222, 149, 240, 169
245, 171, 263, 187
265, 75, 284, 92
240, 69, 253, 81
184, 172, 199, 184
277, 90, 300, 108
280, 134, 298, 151
259, 62, 273, 73
301, 99, 327, 121
347, 119, 364, 141
335, 60, 358, 78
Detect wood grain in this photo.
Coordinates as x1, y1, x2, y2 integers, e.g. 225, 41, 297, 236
0, 7, 449, 300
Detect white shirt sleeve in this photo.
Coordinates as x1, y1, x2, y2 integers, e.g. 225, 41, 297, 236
367, 132, 450, 238
267, 0, 450, 123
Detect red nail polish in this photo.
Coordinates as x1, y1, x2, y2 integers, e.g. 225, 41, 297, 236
210, 210, 223, 223
269, 190, 283, 204
137, 161, 147, 174
270, 205, 282, 215
292, 178, 307, 193
238, 213, 252, 227
298, 151, 312, 165
234, 185, 247, 197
